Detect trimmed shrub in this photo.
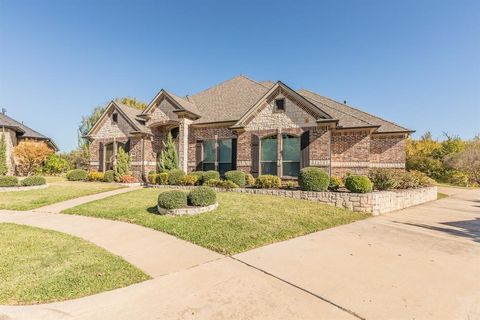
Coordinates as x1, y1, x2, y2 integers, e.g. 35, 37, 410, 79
157, 190, 187, 210
187, 186, 216, 206
368, 169, 400, 191
409, 170, 435, 187
255, 175, 281, 189
21, 176, 46, 186
87, 171, 104, 182
397, 171, 417, 189
190, 171, 204, 179
181, 174, 199, 186
202, 170, 220, 184
245, 173, 255, 186
282, 181, 297, 189
148, 173, 158, 184
66, 169, 88, 181
206, 179, 238, 189
158, 172, 169, 185
298, 167, 329, 191
103, 170, 115, 182
168, 169, 185, 185
345, 175, 373, 193
224, 170, 246, 187
328, 176, 342, 191
0, 176, 18, 187
120, 175, 138, 183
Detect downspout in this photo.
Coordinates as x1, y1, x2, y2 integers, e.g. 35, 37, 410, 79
328, 129, 332, 176
141, 137, 145, 182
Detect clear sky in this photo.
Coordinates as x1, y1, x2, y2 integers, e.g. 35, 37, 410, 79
0, 0, 479, 151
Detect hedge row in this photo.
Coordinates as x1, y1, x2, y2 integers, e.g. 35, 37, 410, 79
66, 169, 136, 183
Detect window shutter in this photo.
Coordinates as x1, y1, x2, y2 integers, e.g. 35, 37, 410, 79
98, 142, 104, 172
251, 134, 259, 176
231, 138, 237, 170
195, 140, 203, 171
301, 131, 310, 168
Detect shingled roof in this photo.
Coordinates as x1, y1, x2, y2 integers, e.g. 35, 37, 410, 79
0, 113, 58, 149
119, 75, 411, 133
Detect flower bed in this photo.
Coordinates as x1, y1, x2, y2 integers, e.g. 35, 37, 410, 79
149, 184, 437, 215
157, 202, 219, 216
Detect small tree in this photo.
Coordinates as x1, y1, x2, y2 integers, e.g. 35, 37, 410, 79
0, 131, 8, 175
445, 139, 480, 186
114, 147, 131, 181
41, 153, 71, 175
157, 132, 178, 172
13, 140, 53, 176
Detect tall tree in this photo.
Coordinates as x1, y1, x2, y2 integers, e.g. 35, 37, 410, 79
0, 130, 8, 175
157, 132, 178, 172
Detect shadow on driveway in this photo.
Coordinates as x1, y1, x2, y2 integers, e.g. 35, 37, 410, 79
393, 218, 480, 243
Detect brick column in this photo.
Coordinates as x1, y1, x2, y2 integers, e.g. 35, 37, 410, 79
178, 117, 192, 172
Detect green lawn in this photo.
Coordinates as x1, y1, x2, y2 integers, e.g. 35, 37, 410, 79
64, 188, 371, 255
437, 192, 448, 200
0, 223, 150, 305
0, 181, 124, 211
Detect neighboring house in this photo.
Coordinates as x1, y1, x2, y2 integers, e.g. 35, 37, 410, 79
86, 75, 413, 181
0, 112, 58, 175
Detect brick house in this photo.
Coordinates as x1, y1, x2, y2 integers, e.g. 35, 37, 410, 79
0, 111, 58, 175
86, 75, 412, 181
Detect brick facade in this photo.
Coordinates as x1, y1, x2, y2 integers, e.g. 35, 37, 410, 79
89, 88, 407, 181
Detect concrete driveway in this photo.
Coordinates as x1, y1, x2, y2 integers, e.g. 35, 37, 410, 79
235, 187, 480, 319
1, 187, 479, 319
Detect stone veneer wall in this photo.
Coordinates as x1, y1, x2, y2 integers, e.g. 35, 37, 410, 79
149, 185, 437, 215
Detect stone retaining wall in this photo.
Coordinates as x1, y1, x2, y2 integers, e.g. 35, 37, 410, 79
147, 185, 437, 215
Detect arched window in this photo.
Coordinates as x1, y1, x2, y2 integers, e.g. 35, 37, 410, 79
282, 134, 300, 177
261, 135, 278, 175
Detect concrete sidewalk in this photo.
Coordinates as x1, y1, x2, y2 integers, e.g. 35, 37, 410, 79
235, 188, 480, 319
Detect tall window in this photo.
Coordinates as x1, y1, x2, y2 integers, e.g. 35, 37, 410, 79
202, 140, 216, 171
282, 134, 300, 177
104, 143, 114, 170
261, 135, 278, 175
202, 139, 233, 175
218, 139, 232, 175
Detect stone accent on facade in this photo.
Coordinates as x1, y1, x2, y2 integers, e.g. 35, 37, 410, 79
245, 93, 317, 131
178, 117, 193, 172
149, 185, 437, 215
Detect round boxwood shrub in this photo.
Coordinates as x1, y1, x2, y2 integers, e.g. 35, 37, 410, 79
202, 170, 220, 184
103, 170, 115, 182
255, 175, 281, 189
66, 169, 88, 181
187, 186, 216, 207
0, 176, 18, 187
328, 176, 342, 191
168, 169, 185, 185
21, 176, 46, 186
224, 170, 246, 187
298, 167, 329, 191
345, 175, 373, 193
157, 190, 187, 209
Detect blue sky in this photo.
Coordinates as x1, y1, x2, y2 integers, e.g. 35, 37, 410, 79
0, 0, 479, 152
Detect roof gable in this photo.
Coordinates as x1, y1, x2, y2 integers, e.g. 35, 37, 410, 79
143, 90, 200, 119
233, 81, 332, 128
87, 101, 151, 137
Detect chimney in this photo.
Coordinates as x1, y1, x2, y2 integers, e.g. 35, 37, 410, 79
1, 108, 5, 115
343, 100, 347, 104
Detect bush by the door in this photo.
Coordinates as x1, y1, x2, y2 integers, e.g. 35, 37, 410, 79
345, 175, 373, 193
